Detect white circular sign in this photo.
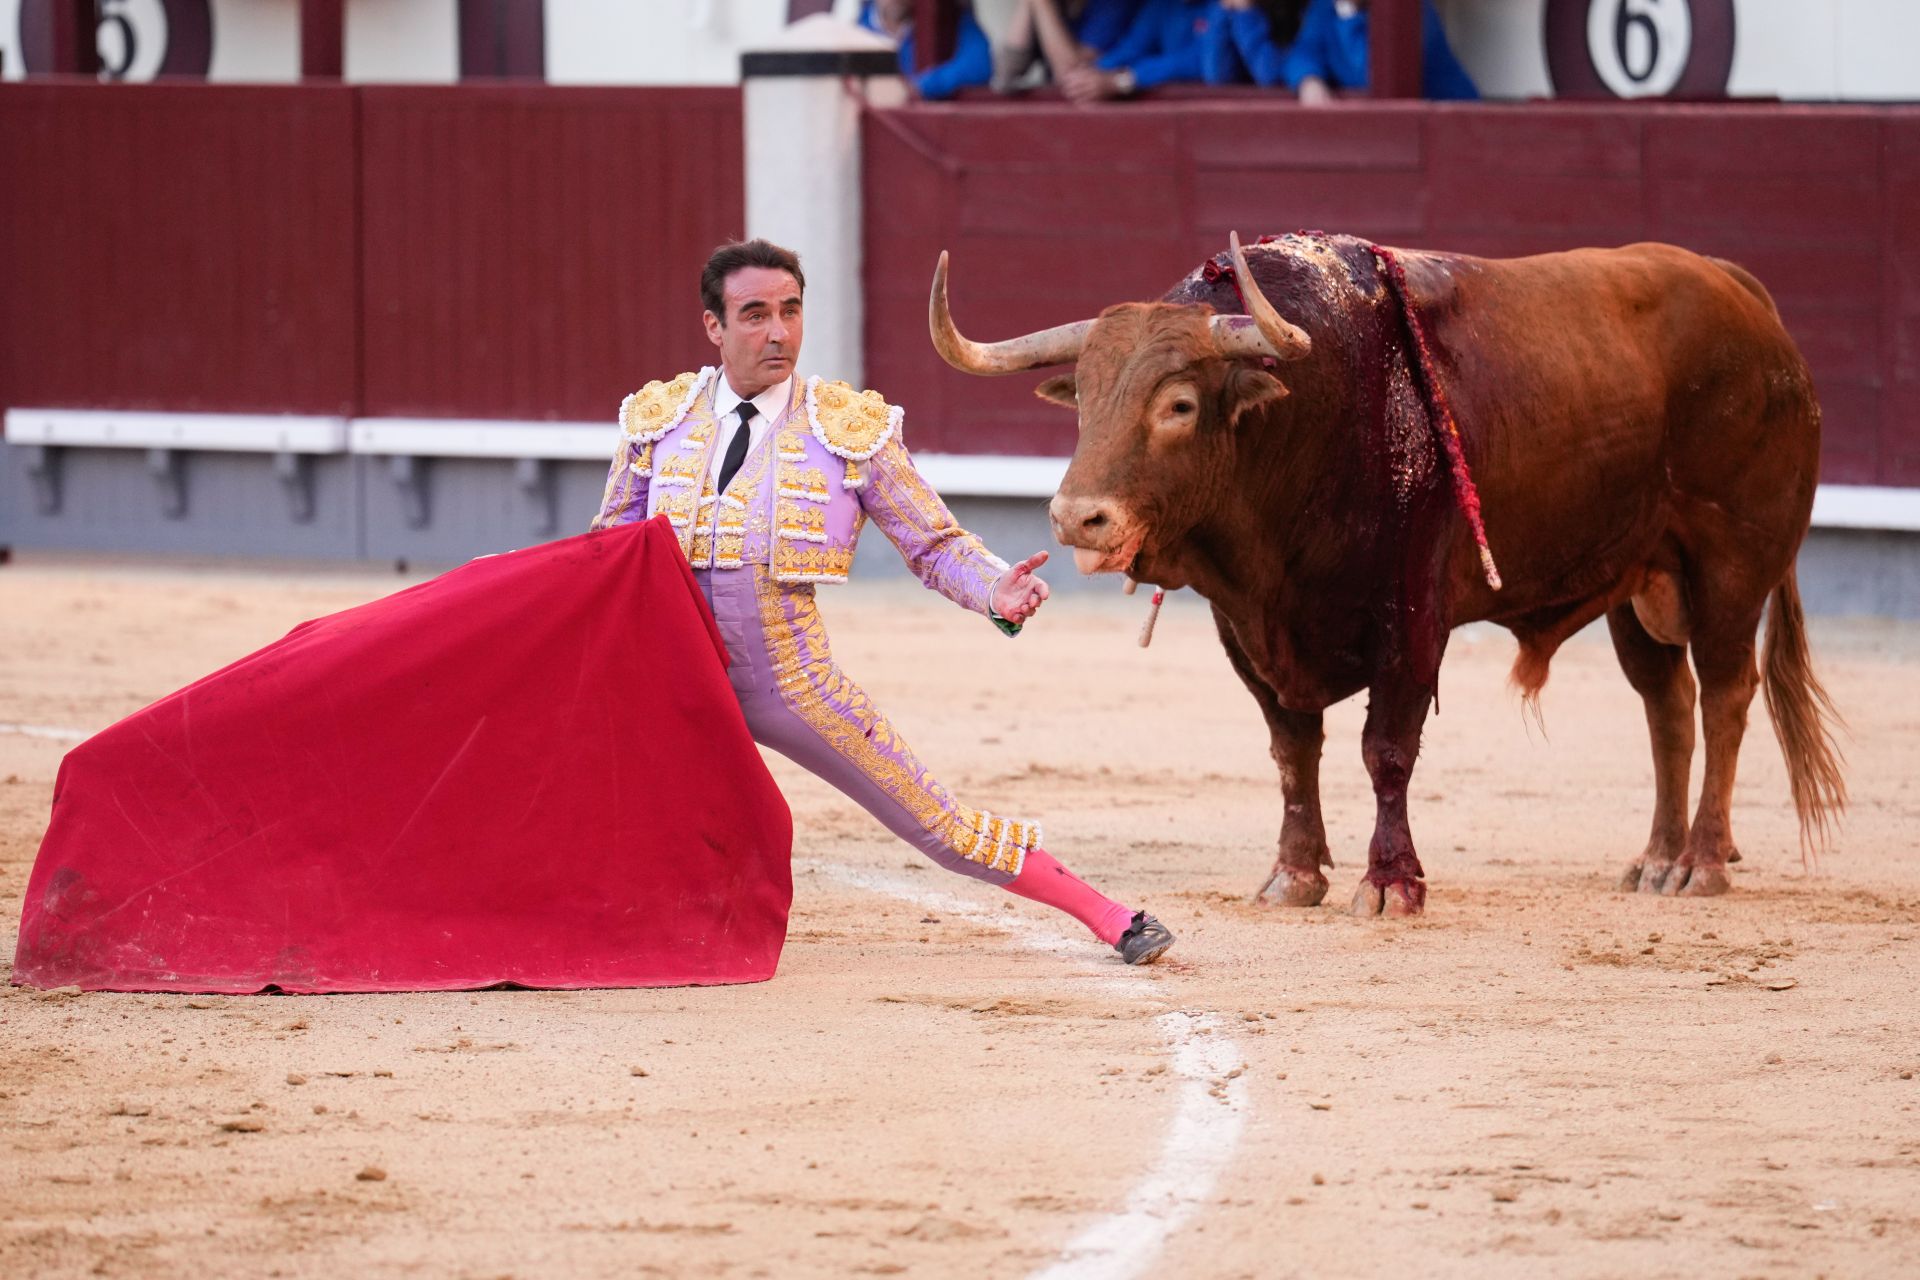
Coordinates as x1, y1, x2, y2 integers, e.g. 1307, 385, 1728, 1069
1586, 0, 1694, 98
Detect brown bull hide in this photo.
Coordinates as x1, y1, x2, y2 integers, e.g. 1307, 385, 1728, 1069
981, 234, 1846, 914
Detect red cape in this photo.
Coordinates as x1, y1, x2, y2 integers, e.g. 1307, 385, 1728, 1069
13, 518, 793, 993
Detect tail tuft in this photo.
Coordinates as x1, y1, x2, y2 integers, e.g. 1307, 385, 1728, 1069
1761, 570, 1848, 870
1508, 639, 1552, 739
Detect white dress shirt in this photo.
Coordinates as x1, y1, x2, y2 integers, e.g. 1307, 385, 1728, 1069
708, 374, 793, 489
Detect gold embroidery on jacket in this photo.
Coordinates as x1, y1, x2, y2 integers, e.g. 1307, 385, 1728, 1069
775, 501, 829, 543
807, 378, 898, 492
620, 370, 704, 444
590, 442, 640, 532
863, 437, 1006, 612
761, 383, 840, 579
712, 439, 770, 569
653, 451, 704, 488
807, 380, 896, 459
594, 368, 712, 531
656, 393, 720, 558
774, 463, 832, 502
771, 541, 855, 584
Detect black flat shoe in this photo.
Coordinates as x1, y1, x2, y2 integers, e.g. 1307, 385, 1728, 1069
1115, 911, 1174, 965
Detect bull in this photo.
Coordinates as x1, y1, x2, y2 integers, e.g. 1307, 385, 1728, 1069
930, 232, 1845, 915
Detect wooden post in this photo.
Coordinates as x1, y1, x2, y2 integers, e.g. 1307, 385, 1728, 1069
49, 0, 101, 76
912, 0, 957, 74
457, 0, 546, 79
1368, 0, 1422, 99
301, 0, 345, 80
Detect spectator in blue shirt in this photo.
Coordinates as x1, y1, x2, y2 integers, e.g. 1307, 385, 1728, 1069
990, 0, 1142, 93
1199, 0, 1305, 86
862, 0, 995, 100
1282, 0, 1476, 102
1062, 0, 1212, 101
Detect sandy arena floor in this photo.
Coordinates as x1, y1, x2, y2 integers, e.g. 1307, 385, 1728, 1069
2, 558, 1918, 1279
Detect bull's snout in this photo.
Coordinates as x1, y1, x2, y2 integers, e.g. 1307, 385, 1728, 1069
1049, 494, 1116, 544
1049, 494, 1139, 575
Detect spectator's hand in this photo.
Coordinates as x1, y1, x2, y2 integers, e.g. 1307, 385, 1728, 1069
1297, 75, 1333, 106
1221, 0, 1255, 9
1062, 65, 1126, 102
992, 551, 1052, 625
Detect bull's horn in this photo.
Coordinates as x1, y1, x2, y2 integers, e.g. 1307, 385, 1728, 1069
1209, 313, 1286, 360
1226, 231, 1311, 360
930, 250, 1093, 375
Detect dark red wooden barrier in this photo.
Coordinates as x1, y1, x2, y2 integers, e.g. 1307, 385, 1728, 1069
4, 84, 1911, 490
358, 86, 742, 422
864, 101, 1920, 488
0, 83, 358, 415
0, 82, 742, 426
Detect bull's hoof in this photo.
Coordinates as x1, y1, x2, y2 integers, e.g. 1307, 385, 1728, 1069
1618, 860, 1645, 892
1675, 864, 1732, 897
1257, 865, 1329, 908
1636, 859, 1732, 897
1384, 879, 1427, 916
1350, 878, 1425, 917
1636, 859, 1680, 895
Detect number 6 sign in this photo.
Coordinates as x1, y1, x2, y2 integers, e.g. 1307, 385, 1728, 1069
1545, 0, 1734, 100
11, 0, 211, 80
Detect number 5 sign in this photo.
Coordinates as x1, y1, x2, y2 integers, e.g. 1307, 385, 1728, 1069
1546, 0, 1735, 99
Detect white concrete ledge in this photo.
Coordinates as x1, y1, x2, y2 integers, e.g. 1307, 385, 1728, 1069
919, 463, 1920, 534
918, 462, 1920, 534
346, 418, 612, 460
9, 412, 1920, 532
5, 408, 346, 454
1809, 484, 1920, 533
911, 452, 1068, 498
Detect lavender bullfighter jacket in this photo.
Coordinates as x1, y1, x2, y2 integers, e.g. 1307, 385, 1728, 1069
590, 367, 1014, 624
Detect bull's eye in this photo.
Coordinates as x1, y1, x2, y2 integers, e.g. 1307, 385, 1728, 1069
1171, 400, 1195, 415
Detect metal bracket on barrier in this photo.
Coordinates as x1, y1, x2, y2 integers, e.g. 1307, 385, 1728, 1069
390, 454, 430, 529
274, 450, 316, 523
23, 444, 62, 515
515, 456, 555, 536
148, 448, 186, 519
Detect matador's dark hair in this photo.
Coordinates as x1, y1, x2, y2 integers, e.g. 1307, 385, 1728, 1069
701, 239, 806, 323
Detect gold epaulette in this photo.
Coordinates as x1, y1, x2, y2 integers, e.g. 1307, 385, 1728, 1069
805, 378, 898, 462
619, 369, 708, 443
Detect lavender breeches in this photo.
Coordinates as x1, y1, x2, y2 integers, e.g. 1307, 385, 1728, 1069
692, 568, 1039, 885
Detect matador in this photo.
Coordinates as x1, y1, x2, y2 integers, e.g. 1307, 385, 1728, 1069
590, 239, 1173, 965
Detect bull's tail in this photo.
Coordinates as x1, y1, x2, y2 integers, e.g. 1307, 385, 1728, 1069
1760, 568, 1848, 869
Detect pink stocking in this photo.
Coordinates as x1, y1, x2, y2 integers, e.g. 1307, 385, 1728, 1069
1005, 848, 1135, 945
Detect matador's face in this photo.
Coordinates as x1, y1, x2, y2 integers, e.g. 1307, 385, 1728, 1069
705, 267, 804, 398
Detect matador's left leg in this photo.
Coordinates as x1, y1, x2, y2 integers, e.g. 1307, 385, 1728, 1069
725, 573, 1174, 963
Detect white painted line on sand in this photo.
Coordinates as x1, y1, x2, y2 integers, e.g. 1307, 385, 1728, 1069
813, 863, 1097, 961
0, 722, 91, 743
1029, 1012, 1246, 1280
808, 861, 1250, 1280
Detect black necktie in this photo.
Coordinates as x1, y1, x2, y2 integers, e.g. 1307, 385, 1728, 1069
717, 401, 758, 494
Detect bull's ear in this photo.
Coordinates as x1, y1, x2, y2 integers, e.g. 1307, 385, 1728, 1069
1035, 373, 1078, 408
1222, 364, 1288, 429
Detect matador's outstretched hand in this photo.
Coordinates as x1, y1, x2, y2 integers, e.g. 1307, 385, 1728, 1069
992, 551, 1052, 625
